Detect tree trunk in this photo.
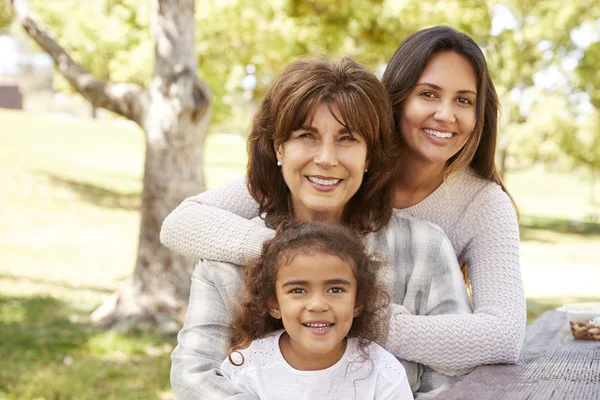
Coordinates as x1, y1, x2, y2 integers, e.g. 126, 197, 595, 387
91, 0, 211, 332
8, 0, 211, 331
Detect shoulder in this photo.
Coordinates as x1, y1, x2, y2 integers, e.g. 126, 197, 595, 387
456, 169, 513, 208
458, 169, 517, 223
221, 331, 281, 382
366, 341, 407, 380
385, 210, 454, 260
222, 331, 282, 374
389, 209, 446, 238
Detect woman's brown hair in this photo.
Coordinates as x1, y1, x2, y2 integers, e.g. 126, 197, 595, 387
382, 25, 517, 211
247, 57, 397, 233
228, 220, 391, 365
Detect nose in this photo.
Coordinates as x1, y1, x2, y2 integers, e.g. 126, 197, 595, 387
434, 100, 456, 123
306, 293, 329, 313
313, 137, 339, 168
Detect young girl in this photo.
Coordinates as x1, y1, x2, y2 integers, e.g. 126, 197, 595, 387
221, 221, 414, 400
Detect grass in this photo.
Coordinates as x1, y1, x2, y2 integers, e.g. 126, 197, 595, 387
0, 295, 173, 400
0, 109, 246, 399
0, 109, 598, 398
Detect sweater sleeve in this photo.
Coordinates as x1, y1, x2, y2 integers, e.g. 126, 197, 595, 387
170, 261, 258, 400
386, 185, 526, 375
160, 177, 275, 265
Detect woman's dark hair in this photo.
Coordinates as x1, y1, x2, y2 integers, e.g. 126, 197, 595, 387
382, 25, 517, 210
228, 220, 391, 365
247, 57, 397, 233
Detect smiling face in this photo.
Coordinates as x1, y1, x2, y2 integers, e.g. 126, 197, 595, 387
269, 251, 360, 370
398, 51, 478, 167
276, 102, 368, 223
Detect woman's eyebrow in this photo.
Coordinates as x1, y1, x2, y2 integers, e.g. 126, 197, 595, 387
298, 125, 351, 134
416, 82, 477, 96
299, 125, 318, 132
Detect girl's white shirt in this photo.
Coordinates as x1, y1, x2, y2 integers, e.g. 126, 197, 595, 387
221, 330, 413, 400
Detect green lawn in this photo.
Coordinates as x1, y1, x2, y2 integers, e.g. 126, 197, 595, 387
0, 110, 246, 399
0, 109, 598, 399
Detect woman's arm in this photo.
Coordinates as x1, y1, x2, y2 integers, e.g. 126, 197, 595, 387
170, 260, 257, 400
386, 189, 525, 375
160, 177, 275, 265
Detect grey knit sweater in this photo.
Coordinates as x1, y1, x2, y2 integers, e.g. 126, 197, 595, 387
160, 168, 526, 374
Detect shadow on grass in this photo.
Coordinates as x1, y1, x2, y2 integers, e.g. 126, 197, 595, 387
0, 273, 114, 293
520, 214, 600, 242
43, 173, 140, 211
0, 295, 174, 399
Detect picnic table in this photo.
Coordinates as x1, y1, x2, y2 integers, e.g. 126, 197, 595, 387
437, 310, 600, 400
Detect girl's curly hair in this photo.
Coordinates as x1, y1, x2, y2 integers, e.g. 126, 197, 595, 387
228, 220, 391, 365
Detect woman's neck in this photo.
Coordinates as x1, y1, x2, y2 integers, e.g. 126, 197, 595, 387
292, 206, 343, 224
393, 156, 446, 209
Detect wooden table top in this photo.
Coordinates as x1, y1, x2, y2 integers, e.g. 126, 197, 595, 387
436, 310, 600, 400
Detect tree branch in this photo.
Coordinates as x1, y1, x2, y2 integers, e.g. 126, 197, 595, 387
8, 0, 146, 123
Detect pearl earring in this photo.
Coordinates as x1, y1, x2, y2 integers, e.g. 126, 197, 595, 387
277, 160, 282, 166
273, 312, 280, 318
364, 169, 368, 173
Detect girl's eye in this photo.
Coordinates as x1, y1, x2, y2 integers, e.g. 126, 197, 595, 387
457, 97, 473, 105
339, 135, 357, 142
290, 288, 306, 294
328, 287, 345, 294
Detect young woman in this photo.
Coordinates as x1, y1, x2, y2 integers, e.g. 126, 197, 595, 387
169, 57, 471, 399
222, 221, 413, 400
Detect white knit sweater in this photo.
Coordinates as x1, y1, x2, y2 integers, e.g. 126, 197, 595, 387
160, 168, 526, 374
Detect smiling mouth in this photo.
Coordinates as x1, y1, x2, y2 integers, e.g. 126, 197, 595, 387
306, 176, 341, 186
302, 322, 334, 330
424, 128, 453, 139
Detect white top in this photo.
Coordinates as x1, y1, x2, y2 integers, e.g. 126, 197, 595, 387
161, 167, 526, 374
221, 330, 414, 400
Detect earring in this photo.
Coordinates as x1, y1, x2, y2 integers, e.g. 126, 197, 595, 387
364, 168, 368, 173
277, 160, 282, 167
273, 311, 280, 318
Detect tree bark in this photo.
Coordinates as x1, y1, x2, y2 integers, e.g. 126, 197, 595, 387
8, 0, 211, 331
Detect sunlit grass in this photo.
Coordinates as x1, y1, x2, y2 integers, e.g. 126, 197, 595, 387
0, 295, 174, 400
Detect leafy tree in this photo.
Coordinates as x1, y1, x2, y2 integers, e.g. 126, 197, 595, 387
574, 38, 600, 202
7, 0, 210, 331
195, 0, 492, 125
485, 0, 597, 177
0, 1, 12, 28
509, 91, 577, 167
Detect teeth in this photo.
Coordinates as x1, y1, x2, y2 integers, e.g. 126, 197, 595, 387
307, 177, 340, 186
424, 128, 453, 139
304, 323, 332, 330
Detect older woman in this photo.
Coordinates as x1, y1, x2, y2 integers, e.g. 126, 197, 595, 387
167, 57, 470, 399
